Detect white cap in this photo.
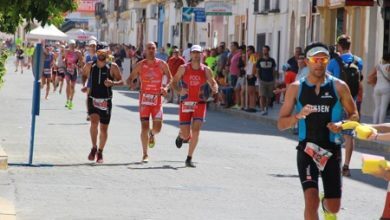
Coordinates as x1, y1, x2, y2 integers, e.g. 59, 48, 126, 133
190, 45, 202, 52
88, 40, 97, 46
306, 46, 329, 57
68, 39, 76, 45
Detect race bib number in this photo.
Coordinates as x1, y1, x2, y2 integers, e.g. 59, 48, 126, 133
141, 94, 158, 106
92, 98, 109, 111
304, 142, 333, 171
182, 101, 197, 113
43, 68, 51, 75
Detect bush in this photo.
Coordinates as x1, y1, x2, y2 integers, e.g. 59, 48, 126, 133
0, 49, 10, 89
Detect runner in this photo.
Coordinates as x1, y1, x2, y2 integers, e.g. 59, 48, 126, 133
51, 44, 58, 92
41, 45, 55, 100
15, 45, 25, 74
55, 45, 66, 94
81, 42, 123, 163
172, 45, 218, 168
64, 39, 83, 110
126, 42, 172, 163
277, 42, 358, 220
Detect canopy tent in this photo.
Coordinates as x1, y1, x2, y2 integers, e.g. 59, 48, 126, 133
26, 24, 68, 41
66, 29, 95, 41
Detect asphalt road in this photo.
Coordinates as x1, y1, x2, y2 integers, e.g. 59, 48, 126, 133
0, 59, 387, 220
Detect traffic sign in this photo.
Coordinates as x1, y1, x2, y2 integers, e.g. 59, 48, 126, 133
182, 7, 206, 23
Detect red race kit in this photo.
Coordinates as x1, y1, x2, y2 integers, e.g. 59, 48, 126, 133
179, 63, 209, 125
139, 59, 165, 121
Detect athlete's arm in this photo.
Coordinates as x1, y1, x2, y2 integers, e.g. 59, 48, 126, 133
205, 66, 218, 94
105, 63, 123, 87
277, 81, 316, 130
76, 51, 84, 68
172, 65, 187, 95
127, 62, 140, 90
161, 61, 173, 95
82, 63, 92, 86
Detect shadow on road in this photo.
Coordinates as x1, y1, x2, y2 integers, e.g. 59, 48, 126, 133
116, 104, 180, 116
268, 173, 300, 178
8, 162, 143, 167
348, 169, 388, 190
128, 165, 187, 170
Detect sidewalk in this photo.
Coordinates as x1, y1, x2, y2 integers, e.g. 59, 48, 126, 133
210, 102, 390, 154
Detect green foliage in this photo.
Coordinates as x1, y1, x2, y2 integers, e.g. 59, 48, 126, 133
0, 49, 10, 89
0, 0, 77, 33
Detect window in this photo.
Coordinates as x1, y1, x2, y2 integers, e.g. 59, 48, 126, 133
254, 0, 259, 13
300, 16, 306, 48
264, 0, 270, 11
273, 0, 280, 10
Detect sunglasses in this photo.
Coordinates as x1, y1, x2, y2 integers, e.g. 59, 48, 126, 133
307, 56, 329, 64
97, 50, 107, 56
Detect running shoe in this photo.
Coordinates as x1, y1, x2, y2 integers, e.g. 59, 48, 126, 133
65, 100, 70, 108
185, 157, 196, 168
142, 155, 149, 163
68, 101, 73, 110
231, 104, 240, 110
88, 147, 97, 161
320, 193, 337, 220
175, 135, 184, 149
148, 131, 155, 148
96, 150, 103, 163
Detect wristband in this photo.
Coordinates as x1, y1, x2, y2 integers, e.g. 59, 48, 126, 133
295, 114, 305, 120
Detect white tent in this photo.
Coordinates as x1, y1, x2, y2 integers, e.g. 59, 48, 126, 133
26, 24, 68, 41
66, 29, 94, 41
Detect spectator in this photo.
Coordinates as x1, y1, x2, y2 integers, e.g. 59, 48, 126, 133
166, 43, 173, 57
216, 70, 233, 107
167, 48, 185, 103
216, 44, 229, 77
287, 46, 302, 73
205, 48, 218, 77
182, 43, 192, 62
245, 45, 258, 112
327, 34, 364, 177
227, 42, 241, 109
156, 47, 169, 62
256, 45, 277, 115
368, 53, 390, 124
295, 54, 309, 81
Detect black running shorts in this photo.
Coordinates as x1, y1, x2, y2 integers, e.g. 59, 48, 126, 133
88, 97, 112, 124
296, 145, 342, 199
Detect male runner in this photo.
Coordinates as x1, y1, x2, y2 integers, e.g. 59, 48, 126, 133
277, 42, 358, 220
126, 42, 172, 163
55, 45, 66, 94
172, 45, 218, 168
82, 42, 123, 163
64, 39, 83, 110
41, 45, 54, 100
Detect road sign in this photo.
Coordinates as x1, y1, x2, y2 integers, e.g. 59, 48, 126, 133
205, 1, 233, 16
182, 7, 206, 23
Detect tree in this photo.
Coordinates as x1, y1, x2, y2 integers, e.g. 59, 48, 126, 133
0, 0, 77, 33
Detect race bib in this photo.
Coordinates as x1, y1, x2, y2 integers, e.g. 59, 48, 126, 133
304, 142, 333, 171
92, 98, 109, 111
141, 94, 158, 106
58, 67, 65, 74
67, 66, 75, 75
182, 101, 197, 113
43, 68, 51, 75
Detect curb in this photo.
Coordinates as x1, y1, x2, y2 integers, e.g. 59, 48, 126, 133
0, 145, 8, 170
210, 104, 390, 154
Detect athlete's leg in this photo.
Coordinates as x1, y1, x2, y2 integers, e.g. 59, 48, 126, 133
70, 80, 76, 101
90, 114, 99, 147
65, 77, 71, 101
303, 188, 320, 220
98, 123, 109, 151
45, 76, 50, 99
179, 124, 191, 140
141, 120, 150, 157
343, 135, 354, 172
151, 120, 162, 135
188, 120, 203, 157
